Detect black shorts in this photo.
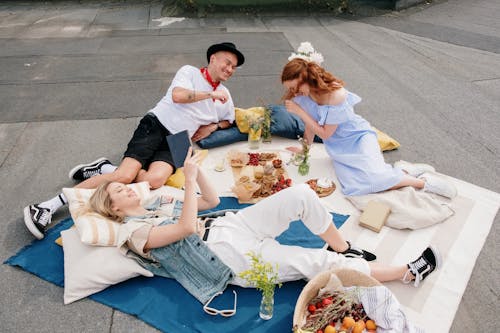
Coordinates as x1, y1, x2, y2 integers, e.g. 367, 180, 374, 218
123, 113, 175, 170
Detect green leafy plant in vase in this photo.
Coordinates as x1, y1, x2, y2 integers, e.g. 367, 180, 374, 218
261, 106, 272, 143
247, 116, 264, 149
294, 137, 311, 176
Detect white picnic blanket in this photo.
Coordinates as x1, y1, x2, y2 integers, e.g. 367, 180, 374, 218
200, 137, 500, 333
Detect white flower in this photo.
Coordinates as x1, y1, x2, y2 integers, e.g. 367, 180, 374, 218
297, 42, 314, 55
288, 41, 324, 65
309, 51, 324, 65
288, 53, 309, 62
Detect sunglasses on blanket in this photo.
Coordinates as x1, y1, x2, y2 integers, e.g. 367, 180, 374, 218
203, 290, 237, 317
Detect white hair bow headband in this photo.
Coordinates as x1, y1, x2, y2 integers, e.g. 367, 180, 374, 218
288, 42, 324, 65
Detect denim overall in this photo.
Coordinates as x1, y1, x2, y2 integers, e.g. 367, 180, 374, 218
133, 219, 235, 304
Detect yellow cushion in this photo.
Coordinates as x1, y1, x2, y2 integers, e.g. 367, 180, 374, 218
166, 168, 185, 189
164, 149, 209, 188
234, 107, 266, 133
373, 127, 401, 151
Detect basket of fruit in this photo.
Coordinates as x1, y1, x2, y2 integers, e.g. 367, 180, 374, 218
293, 269, 380, 333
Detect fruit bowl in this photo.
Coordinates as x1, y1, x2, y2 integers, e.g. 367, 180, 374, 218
293, 269, 381, 333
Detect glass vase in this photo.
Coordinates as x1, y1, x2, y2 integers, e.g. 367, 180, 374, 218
298, 159, 310, 176
261, 118, 272, 143
259, 289, 274, 320
248, 123, 262, 150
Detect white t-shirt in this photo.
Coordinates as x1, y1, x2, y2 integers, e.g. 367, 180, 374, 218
149, 65, 235, 137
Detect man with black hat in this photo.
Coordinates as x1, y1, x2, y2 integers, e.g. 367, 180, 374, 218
23, 42, 245, 240
150, 41, 244, 143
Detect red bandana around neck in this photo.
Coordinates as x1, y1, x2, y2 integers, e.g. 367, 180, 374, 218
200, 67, 220, 91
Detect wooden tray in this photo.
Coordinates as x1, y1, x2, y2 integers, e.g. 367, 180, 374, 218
229, 151, 291, 204
305, 178, 336, 197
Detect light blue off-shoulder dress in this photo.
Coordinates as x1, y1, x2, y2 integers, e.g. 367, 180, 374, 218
294, 92, 403, 196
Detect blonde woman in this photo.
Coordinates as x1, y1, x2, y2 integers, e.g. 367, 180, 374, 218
87, 148, 441, 308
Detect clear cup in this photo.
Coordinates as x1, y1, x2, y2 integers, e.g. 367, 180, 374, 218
248, 120, 262, 150
214, 157, 226, 172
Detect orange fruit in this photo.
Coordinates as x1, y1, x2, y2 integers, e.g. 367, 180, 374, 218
342, 316, 355, 328
324, 325, 336, 333
352, 320, 366, 333
366, 319, 377, 330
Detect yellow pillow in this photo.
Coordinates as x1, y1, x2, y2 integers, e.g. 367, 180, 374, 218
234, 107, 266, 133
166, 168, 185, 189
165, 149, 209, 188
373, 127, 400, 151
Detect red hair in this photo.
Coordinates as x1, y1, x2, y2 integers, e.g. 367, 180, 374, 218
281, 59, 344, 99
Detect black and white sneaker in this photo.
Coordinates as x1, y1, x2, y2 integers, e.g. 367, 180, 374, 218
23, 204, 52, 240
327, 241, 377, 261
68, 157, 111, 182
403, 245, 442, 287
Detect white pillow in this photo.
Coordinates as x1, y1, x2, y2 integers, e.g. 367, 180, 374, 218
61, 227, 153, 304
62, 182, 150, 247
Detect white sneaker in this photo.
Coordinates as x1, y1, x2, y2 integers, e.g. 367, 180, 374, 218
394, 160, 435, 177
23, 204, 51, 239
402, 245, 442, 287
68, 157, 111, 182
419, 173, 457, 199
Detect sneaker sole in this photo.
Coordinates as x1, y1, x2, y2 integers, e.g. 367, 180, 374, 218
394, 160, 435, 177
420, 172, 458, 199
428, 245, 442, 270
23, 206, 44, 240
68, 157, 109, 180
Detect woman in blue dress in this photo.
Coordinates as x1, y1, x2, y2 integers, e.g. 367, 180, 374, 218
281, 58, 456, 198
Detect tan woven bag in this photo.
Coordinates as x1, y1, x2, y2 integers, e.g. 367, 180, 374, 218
293, 269, 381, 333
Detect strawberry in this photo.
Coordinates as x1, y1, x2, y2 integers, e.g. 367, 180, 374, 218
322, 298, 332, 306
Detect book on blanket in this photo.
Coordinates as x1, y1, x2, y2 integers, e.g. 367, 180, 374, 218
359, 200, 391, 232
166, 130, 193, 169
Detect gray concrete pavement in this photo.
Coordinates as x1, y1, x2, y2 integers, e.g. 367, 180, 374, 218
1, 0, 498, 332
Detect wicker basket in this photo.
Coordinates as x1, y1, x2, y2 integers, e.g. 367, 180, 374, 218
292, 269, 381, 333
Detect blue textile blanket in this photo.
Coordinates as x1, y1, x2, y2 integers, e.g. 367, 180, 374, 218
5, 197, 348, 333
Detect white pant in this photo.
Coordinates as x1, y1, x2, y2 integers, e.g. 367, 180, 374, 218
205, 184, 369, 287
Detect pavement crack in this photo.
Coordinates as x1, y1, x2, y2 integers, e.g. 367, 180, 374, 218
471, 77, 500, 83
0, 122, 28, 169
109, 309, 114, 333
0, 77, 164, 86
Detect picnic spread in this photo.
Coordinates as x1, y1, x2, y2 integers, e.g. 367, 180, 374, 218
229, 150, 292, 203
228, 149, 336, 204
7, 136, 474, 333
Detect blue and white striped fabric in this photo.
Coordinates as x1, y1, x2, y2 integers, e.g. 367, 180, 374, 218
357, 286, 424, 333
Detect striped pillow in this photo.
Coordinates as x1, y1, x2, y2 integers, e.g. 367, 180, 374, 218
62, 182, 150, 247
